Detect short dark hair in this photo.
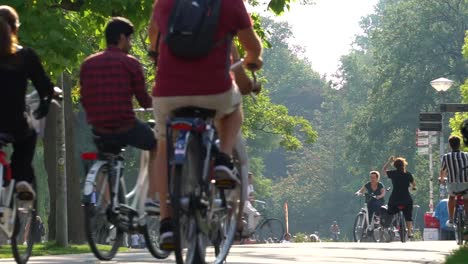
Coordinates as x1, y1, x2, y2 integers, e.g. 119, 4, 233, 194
449, 135, 461, 150
104, 17, 134, 46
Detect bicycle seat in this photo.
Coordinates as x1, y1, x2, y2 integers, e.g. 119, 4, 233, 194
171, 106, 216, 119
93, 135, 126, 155
0, 133, 14, 147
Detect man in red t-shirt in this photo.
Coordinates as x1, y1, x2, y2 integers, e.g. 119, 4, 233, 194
148, 0, 263, 249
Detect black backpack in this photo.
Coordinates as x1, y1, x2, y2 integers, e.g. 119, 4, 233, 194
165, 0, 225, 59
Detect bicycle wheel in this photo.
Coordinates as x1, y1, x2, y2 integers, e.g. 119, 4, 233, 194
83, 164, 125, 260
353, 213, 366, 242
257, 218, 284, 243
211, 149, 245, 263
172, 134, 204, 264
144, 214, 170, 259
373, 226, 383, 243
11, 196, 37, 264
455, 209, 464, 245
398, 212, 406, 243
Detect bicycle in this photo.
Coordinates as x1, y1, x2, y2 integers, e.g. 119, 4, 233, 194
244, 200, 284, 244
166, 61, 259, 264
453, 189, 467, 245
353, 193, 382, 242
0, 88, 61, 264
81, 109, 169, 261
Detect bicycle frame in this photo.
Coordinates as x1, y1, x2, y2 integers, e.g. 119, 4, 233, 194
82, 150, 150, 218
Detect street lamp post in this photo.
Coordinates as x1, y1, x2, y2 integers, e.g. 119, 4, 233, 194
430, 77, 453, 211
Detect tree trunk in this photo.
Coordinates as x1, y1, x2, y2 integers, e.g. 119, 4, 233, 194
62, 74, 85, 243
44, 100, 58, 241
56, 74, 68, 247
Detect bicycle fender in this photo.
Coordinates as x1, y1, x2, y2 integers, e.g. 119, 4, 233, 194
83, 160, 107, 199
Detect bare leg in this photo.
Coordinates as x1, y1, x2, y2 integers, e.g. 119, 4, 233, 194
448, 195, 456, 221
148, 146, 158, 200
150, 139, 171, 220
406, 221, 413, 236
216, 107, 243, 156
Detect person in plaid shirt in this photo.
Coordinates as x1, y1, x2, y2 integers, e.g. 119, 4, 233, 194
79, 17, 157, 208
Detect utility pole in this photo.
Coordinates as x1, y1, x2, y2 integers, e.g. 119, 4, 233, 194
428, 134, 434, 212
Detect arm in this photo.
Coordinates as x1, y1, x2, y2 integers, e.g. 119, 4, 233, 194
131, 63, 152, 109
27, 48, 54, 118
148, 0, 160, 55
237, 27, 263, 70
377, 187, 386, 200
381, 156, 394, 177
439, 159, 447, 183
355, 186, 366, 195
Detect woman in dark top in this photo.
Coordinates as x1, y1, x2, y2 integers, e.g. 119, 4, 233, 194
356, 171, 386, 222
382, 156, 417, 237
0, 5, 53, 199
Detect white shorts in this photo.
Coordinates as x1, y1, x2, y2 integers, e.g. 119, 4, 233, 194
447, 182, 468, 198
152, 85, 242, 139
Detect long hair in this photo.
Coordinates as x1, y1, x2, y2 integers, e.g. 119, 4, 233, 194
393, 157, 408, 173
0, 5, 19, 56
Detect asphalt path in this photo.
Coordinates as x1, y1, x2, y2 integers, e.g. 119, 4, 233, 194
0, 241, 459, 264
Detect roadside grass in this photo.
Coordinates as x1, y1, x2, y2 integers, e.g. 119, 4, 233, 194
445, 246, 468, 264
0, 241, 129, 258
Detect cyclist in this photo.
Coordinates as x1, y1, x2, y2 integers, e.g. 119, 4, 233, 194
148, 0, 263, 249
438, 135, 468, 232
329, 221, 340, 241
355, 171, 386, 223
382, 156, 416, 238
243, 172, 261, 234
79, 17, 158, 212
0, 5, 54, 200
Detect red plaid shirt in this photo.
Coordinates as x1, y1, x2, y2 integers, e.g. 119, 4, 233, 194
79, 47, 152, 131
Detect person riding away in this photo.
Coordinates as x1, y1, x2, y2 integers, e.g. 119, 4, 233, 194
382, 156, 416, 238
148, 0, 263, 249
0, 5, 54, 200
438, 135, 468, 231
79, 17, 157, 212
355, 171, 386, 223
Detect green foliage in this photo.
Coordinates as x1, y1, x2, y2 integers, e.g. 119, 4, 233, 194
445, 247, 468, 264
292, 232, 307, 242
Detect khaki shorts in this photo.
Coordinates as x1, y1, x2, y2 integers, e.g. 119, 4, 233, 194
447, 182, 468, 198
152, 85, 242, 139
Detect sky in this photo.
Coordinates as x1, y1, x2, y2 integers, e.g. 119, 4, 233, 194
262, 0, 379, 77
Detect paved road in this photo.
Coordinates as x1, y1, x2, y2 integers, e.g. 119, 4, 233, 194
0, 241, 459, 263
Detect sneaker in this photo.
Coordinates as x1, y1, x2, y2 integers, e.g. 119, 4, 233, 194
214, 152, 239, 189
15, 181, 35, 201
145, 199, 160, 215
159, 218, 175, 251
446, 219, 456, 229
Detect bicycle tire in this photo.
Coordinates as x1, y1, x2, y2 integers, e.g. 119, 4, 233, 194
172, 133, 204, 264
256, 218, 284, 243
212, 149, 246, 263
11, 189, 37, 264
399, 212, 406, 243
455, 209, 464, 245
83, 164, 125, 261
144, 214, 170, 259
353, 213, 366, 242
372, 226, 382, 243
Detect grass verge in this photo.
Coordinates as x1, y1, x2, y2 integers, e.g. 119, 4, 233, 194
0, 241, 129, 258
445, 246, 468, 264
